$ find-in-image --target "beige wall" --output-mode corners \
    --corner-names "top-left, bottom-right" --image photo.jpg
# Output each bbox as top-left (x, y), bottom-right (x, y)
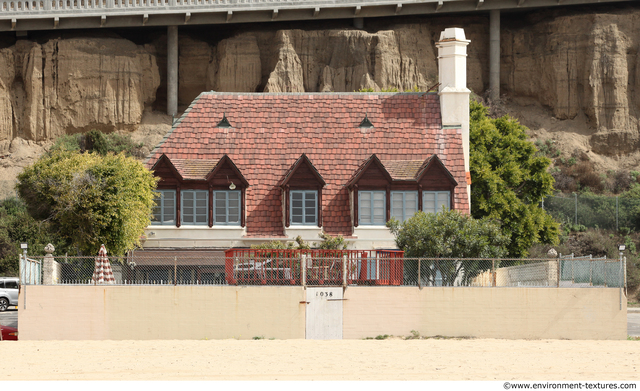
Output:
top-left (18, 285), bottom-right (306, 340)
top-left (18, 286), bottom-right (626, 340)
top-left (343, 287), bottom-right (627, 340)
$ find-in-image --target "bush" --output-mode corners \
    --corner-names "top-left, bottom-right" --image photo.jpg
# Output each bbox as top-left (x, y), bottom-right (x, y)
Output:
top-left (316, 233), bottom-right (347, 250)
top-left (50, 130), bottom-right (144, 158)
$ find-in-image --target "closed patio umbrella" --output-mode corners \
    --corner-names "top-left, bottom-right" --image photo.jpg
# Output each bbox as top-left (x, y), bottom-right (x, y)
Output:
top-left (92, 244), bottom-right (116, 284)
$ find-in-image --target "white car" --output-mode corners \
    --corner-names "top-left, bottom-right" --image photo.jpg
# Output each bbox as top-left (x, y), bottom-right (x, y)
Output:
top-left (0, 277), bottom-right (19, 312)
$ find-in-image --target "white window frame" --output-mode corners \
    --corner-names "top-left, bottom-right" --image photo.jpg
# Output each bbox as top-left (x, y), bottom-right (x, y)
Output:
top-left (181, 190), bottom-right (209, 225)
top-left (151, 190), bottom-right (176, 225)
top-left (423, 191), bottom-right (451, 214)
top-left (358, 190), bottom-right (386, 226)
top-left (390, 191), bottom-right (418, 222)
top-left (213, 190), bottom-right (241, 226)
top-left (290, 190), bottom-right (318, 226)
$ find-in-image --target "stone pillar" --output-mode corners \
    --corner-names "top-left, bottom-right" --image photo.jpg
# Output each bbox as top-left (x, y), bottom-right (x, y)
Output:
top-left (436, 28), bottom-right (471, 211)
top-left (489, 9), bottom-right (500, 102)
top-left (42, 243), bottom-right (60, 285)
top-left (167, 25), bottom-right (179, 117)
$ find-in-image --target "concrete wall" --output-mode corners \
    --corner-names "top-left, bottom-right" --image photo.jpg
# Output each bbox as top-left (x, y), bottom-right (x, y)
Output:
top-left (472, 261), bottom-right (559, 287)
top-left (18, 286), bottom-right (627, 340)
top-left (342, 287), bottom-right (627, 340)
top-left (18, 285), bottom-right (306, 340)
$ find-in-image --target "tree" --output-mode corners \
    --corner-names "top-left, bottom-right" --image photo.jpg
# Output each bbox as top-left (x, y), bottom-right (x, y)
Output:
top-left (387, 210), bottom-right (509, 286)
top-left (16, 150), bottom-right (158, 256)
top-left (470, 100), bottom-right (559, 257)
top-left (0, 197), bottom-right (63, 276)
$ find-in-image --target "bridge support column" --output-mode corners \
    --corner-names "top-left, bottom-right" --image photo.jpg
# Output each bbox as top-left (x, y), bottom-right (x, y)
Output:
top-left (489, 9), bottom-right (500, 103)
top-left (167, 25), bottom-right (178, 117)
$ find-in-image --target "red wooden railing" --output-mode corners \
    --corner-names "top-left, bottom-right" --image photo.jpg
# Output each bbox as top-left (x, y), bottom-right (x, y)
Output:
top-left (224, 248), bottom-right (404, 286)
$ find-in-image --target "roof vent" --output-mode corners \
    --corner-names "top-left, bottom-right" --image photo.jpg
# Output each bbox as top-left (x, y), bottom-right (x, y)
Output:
top-left (217, 113), bottom-right (232, 128)
top-left (359, 114), bottom-right (374, 128)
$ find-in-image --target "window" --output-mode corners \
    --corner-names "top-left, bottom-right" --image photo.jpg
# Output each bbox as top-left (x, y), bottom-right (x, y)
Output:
top-left (391, 191), bottom-right (418, 222)
top-left (181, 190), bottom-right (208, 225)
top-left (423, 191), bottom-right (450, 214)
top-left (290, 190), bottom-right (317, 225)
top-left (359, 191), bottom-right (386, 225)
top-left (214, 190), bottom-right (241, 225)
top-left (152, 190), bottom-right (176, 225)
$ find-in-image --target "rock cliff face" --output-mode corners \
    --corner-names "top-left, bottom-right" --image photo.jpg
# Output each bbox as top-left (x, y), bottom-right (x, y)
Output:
top-left (0, 37), bottom-right (160, 152)
top-left (500, 9), bottom-right (640, 157)
top-left (0, 5), bottom-right (640, 183)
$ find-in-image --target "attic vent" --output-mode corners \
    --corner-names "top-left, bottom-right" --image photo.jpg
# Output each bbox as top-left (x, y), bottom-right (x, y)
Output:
top-left (217, 113), bottom-right (232, 128)
top-left (359, 114), bottom-right (374, 128)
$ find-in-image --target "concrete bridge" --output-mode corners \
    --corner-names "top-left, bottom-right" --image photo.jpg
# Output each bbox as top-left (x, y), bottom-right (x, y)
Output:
top-left (0, 0), bottom-right (634, 114)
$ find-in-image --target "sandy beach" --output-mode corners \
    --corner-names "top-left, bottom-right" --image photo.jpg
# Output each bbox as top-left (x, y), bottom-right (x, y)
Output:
top-left (0, 338), bottom-right (638, 381)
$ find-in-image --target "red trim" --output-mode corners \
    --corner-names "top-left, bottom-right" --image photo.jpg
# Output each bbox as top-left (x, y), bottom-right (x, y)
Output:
top-left (208, 185), bottom-right (213, 228)
top-left (353, 185), bottom-right (359, 228)
top-left (386, 186), bottom-right (391, 222)
top-left (285, 185), bottom-right (290, 228)
top-left (318, 185), bottom-right (323, 228)
top-left (241, 188), bottom-right (246, 228)
top-left (176, 185), bottom-right (181, 228)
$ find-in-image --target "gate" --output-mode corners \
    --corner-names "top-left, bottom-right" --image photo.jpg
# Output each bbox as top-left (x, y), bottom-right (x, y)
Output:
top-left (305, 287), bottom-right (343, 339)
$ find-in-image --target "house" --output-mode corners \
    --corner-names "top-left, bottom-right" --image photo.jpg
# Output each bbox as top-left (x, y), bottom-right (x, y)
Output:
top-left (141, 27), bottom-right (471, 256)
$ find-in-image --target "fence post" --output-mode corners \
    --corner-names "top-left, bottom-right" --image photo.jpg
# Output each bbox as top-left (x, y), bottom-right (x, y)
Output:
top-left (572, 192), bottom-right (577, 225)
top-left (174, 256), bottom-right (177, 286)
top-left (616, 196), bottom-right (619, 231)
top-left (342, 255), bottom-right (347, 288)
top-left (619, 250), bottom-right (623, 310)
top-left (492, 259), bottom-right (496, 287)
top-left (417, 259), bottom-right (421, 289)
top-left (301, 254), bottom-right (306, 287)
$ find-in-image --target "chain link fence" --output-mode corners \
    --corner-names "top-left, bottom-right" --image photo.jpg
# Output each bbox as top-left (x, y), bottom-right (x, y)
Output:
top-left (27, 253), bottom-right (626, 288)
top-left (542, 193), bottom-right (640, 231)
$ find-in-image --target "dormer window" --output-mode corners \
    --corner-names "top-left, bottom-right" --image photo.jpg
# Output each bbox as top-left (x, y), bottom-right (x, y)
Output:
top-left (150, 154), bottom-right (249, 228)
top-left (290, 190), bottom-right (318, 225)
top-left (348, 154), bottom-right (457, 228)
top-left (152, 190), bottom-right (176, 225)
top-left (181, 190), bottom-right (208, 225)
top-left (423, 191), bottom-right (451, 214)
top-left (391, 191), bottom-right (418, 222)
top-left (280, 154), bottom-right (325, 228)
top-left (214, 190), bottom-right (241, 225)
top-left (358, 191), bottom-right (385, 225)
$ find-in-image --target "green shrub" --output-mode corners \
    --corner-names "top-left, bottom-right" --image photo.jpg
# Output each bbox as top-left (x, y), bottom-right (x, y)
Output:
top-left (316, 233), bottom-right (347, 250)
top-left (50, 130), bottom-right (143, 158)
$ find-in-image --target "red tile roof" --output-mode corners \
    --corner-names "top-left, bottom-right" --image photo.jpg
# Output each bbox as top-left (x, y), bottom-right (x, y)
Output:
top-left (148, 92), bottom-right (469, 237)
top-left (169, 159), bottom-right (218, 180)
top-left (381, 160), bottom-right (425, 181)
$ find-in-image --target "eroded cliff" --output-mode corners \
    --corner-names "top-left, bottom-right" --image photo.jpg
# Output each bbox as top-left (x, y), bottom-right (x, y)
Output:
top-left (1, 4), bottom-right (640, 198)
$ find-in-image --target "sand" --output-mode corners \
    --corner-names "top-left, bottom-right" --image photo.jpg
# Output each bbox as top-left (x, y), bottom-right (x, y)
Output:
top-left (0, 338), bottom-right (638, 381)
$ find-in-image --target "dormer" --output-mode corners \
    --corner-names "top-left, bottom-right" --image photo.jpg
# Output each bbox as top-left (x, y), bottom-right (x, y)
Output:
top-left (280, 154), bottom-right (326, 228)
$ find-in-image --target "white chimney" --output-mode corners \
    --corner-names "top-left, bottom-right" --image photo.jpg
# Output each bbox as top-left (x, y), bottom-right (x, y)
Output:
top-left (437, 28), bottom-right (471, 210)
